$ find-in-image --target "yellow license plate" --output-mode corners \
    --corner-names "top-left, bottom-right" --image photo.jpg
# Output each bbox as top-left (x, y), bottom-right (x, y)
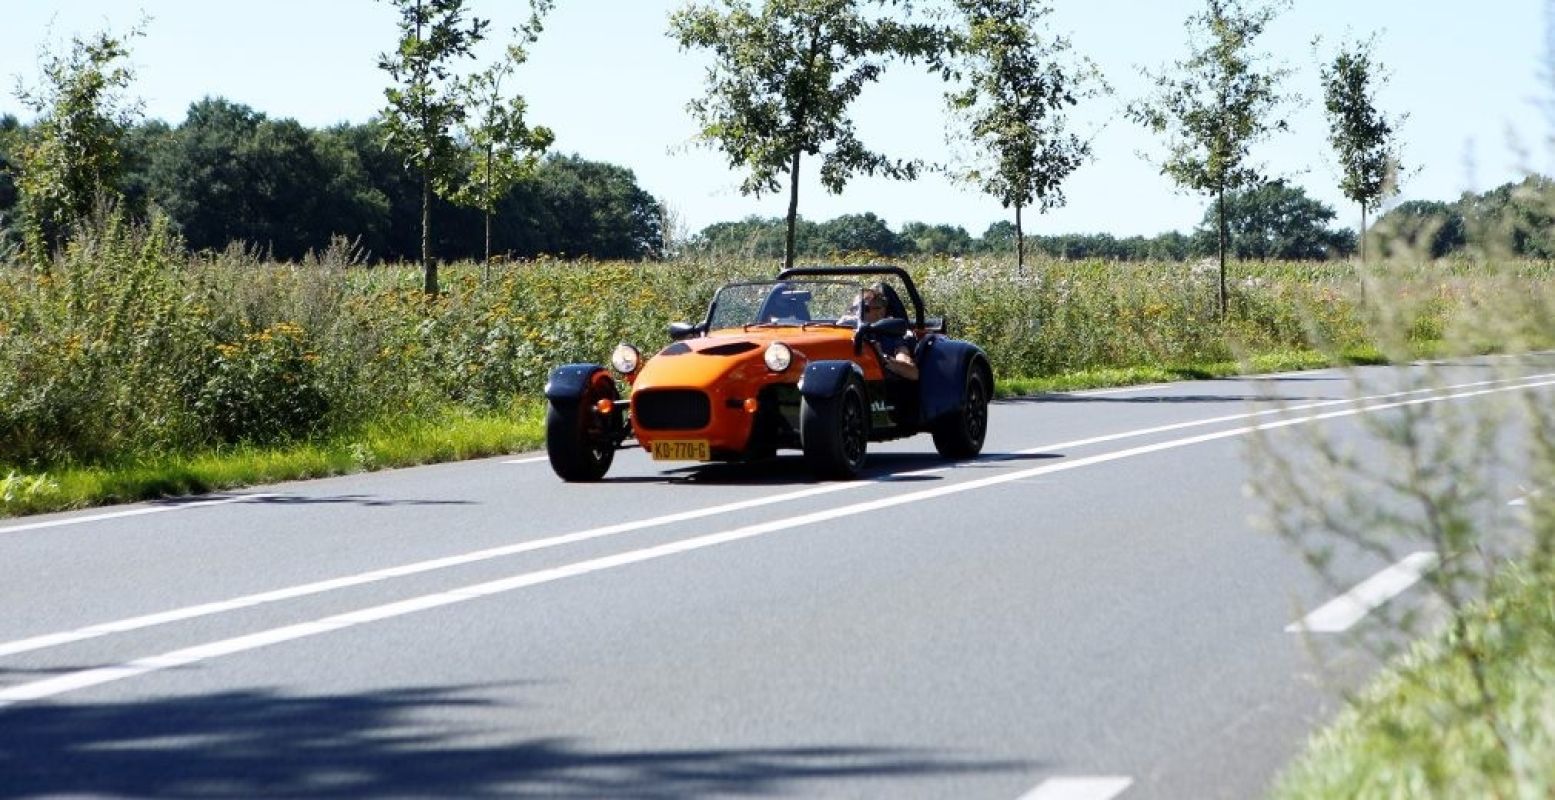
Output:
top-left (650, 439), bottom-right (710, 461)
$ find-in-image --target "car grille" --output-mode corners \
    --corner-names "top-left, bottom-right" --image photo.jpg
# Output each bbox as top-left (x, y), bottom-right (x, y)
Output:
top-left (633, 390), bottom-right (711, 430)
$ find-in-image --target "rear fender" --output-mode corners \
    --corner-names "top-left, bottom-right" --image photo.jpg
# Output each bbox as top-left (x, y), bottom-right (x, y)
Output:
top-left (917, 338), bottom-right (992, 422)
top-left (799, 360), bottom-right (866, 401)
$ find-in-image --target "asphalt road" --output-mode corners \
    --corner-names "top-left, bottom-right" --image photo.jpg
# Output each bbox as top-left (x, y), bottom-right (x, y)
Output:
top-left (2, 356), bottom-right (1550, 799)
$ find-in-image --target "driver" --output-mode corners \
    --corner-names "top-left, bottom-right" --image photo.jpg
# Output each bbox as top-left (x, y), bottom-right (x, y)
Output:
top-left (854, 285), bottom-right (918, 380)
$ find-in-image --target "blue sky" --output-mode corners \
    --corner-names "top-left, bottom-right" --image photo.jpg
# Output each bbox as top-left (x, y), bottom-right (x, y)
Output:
top-left (2, 1), bottom-right (1547, 238)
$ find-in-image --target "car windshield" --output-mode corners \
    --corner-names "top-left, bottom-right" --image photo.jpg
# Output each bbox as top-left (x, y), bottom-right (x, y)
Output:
top-left (706, 280), bottom-right (862, 330)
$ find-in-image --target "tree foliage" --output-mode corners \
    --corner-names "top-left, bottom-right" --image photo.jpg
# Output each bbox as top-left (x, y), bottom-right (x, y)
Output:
top-left (1191, 180), bottom-right (1353, 260)
top-left (378, 0), bottom-right (490, 294)
top-left (946, 0), bottom-right (1100, 274)
top-left (1127, 0), bottom-right (1294, 314)
top-left (1320, 34), bottom-right (1403, 261)
top-left (11, 25), bottom-right (144, 264)
top-left (446, 5), bottom-right (555, 267)
top-left (670, 0), bottom-right (949, 270)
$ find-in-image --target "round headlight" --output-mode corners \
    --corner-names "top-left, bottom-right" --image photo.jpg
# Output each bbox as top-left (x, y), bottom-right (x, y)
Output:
top-left (764, 342), bottom-right (792, 372)
top-left (610, 343), bottom-right (641, 375)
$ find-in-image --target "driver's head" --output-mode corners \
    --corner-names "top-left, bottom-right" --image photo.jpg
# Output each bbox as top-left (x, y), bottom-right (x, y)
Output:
top-left (855, 287), bottom-right (887, 322)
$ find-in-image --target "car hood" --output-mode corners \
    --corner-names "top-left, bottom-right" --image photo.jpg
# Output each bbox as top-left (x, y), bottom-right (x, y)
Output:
top-left (634, 328), bottom-right (858, 390)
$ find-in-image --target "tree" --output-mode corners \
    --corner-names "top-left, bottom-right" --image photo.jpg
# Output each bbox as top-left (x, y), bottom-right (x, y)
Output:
top-left (1320, 34), bottom-right (1404, 263)
top-left (900, 221), bottom-right (974, 256)
top-left (946, 0), bottom-right (1100, 275)
top-left (446, 5), bottom-right (554, 270)
top-left (506, 154), bottom-right (664, 260)
top-left (11, 25), bottom-right (144, 265)
top-left (1190, 180), bottom-right (1352, 260)
top-left (815, 211), bottom-right (902, 256)
top-left (378, 0), bottom-right (489, 294)
top-left (1372, 199), bottom-right (1466, 258)
top-left (670, 0), bottom-right (949, 270)
top-left (1127, 0), bottom-right (1294, 316)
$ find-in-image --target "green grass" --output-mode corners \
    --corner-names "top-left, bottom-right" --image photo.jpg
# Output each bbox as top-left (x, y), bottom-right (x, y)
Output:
top-left (0, 402), bottom-right (546, 518)
top-left (994, 345), bottom-right (1389, 397)
top-left (1270, 562), bottom-right (1555, 797)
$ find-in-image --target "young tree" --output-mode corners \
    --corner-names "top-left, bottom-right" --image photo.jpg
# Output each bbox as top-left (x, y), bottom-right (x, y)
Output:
top-left (446, 5), bottom-right (554, 272)
top-left (378, 0), bottom-right (489, 294)
top-left (946, 0), bottom-right (1101, 276)
top-left (1320, 35), bottom-right (1403, 264)
top-left (1126, 0), bottom-right (1293, 317)
top-left (669, 0), bottom-right (949, 270)
top-left (11, 25), bottom-right (144, 266)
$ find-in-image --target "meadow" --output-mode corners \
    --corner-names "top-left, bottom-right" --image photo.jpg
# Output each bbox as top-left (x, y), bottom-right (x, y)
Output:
top-left (0, 209), bottom-right (1500, 515)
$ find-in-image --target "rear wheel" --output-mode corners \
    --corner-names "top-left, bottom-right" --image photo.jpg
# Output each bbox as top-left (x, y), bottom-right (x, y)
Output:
top-left (932, 368), bottom-right (988, 459)
top-left (546, 384), bottom-right (617, 482)
top-left (801, 378), bottom-right (869, 479)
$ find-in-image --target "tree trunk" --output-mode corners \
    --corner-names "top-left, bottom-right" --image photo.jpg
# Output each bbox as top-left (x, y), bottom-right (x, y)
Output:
top-left (784, 149), bottom-right (801, 272)
top-left (1358, 203), bottom-right (1367, 306)
top-left (1217, 185), bottom-right (1228, 319)
top-left (1015, 204), bottom-right (1025, 277)
top-left (484, 145), bottom-right (494, 274)
top-left (1359, 203), bottom-right (1368, 264)
top-left (422, 171), bottom-right (437, 296)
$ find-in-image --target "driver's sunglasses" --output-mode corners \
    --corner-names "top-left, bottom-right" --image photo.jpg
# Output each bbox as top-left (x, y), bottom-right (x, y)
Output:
top-left (853, 300), bottom-right (884, 313)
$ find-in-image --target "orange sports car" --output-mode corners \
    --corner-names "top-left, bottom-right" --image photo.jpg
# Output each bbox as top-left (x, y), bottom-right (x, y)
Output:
top-left (543, 266), bottom-right (993, 481)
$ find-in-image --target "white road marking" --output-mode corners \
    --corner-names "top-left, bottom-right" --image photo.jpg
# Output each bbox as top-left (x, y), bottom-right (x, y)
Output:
top-left (0, 494), bottom-right (277, 536)
top-left (0, 373), bottom-right (1545, 662)
top-left (502, 456), bottom-right (548, 464)
top-left (1018, 777), bottom-right (1133, 800)
top-left (2, 376), bottom-right (1550, 707)
top-left (1509, 488), bottom-right (1541, 507)
top-left (1286, 552), bottom-right (1441, 634)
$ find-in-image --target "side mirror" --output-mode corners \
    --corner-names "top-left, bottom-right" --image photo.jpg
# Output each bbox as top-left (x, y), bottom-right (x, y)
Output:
top-left (668, 321), bottom-right (702, 340)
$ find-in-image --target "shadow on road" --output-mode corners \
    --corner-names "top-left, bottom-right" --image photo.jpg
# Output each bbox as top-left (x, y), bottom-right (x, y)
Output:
top-left (0, 684), bottom-right (1028, 797)
top-left (1004, 392), bottom-right (1329, 405)
top-left (620, 452), bottom-right (1059, 486)
top-left (246, 494), bottom-right (479, 508)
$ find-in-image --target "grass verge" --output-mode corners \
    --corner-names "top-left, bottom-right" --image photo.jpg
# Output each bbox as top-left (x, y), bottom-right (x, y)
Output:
top-left (0, 402), bottom-right (546, 518)
top-left (1270, 562), bottom-right (1555, 797)
top-left (0, 344), bottom-right (1400, 520)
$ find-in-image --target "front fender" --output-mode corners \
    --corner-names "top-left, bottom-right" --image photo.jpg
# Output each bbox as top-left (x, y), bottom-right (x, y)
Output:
top-left (798, 360), bottom-right (865, 401)
top-left (544, 363), bottom-right (609, 402)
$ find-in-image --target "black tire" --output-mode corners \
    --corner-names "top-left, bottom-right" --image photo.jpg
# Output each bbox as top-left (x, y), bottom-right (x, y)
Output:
top-left (800, 378), bottom-right (869, 479)
top-left (546, 392), bottom-right (616, 482)
top-left (932, 367), bottom-right (988, 459)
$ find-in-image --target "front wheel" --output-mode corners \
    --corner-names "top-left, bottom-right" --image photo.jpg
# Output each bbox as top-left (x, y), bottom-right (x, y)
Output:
top-left (546, 390), bottom-right (617, 482)
top-left (801, 378), bottom-right (869, 479)
top-left (932, 368), bottom-right (988, 459)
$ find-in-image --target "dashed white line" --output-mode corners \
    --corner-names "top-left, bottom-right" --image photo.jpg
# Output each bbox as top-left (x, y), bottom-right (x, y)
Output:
top-left (1286, 551), bottom-right (1440, 634)
top-left (0, 493), bottom-right (277, 535)
top-left (1018, 776), bottom-right (1133, 800)
top-left (2, 376), bottom-right (1550, 706)
top-left (502, 456), bottom-right (548, 464)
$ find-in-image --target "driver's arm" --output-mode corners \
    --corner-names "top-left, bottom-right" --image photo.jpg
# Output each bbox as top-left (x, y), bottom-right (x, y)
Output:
top-left (883, 344), bottom-right (918, 380)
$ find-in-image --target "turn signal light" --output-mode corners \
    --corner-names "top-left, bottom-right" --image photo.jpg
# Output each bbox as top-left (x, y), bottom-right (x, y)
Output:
top-left (595, 398), bottom-right (614, 414)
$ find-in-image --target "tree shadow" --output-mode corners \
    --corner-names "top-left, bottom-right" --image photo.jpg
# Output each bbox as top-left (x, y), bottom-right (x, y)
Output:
top-left (0, 684), bottom-right (1029, 798)
top-left (248, 494), bottom-right (478, 508)
top-left (1005, 392), bottom-right (1328, 405)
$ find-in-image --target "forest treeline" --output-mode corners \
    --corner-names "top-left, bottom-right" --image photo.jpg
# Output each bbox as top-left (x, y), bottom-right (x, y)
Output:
top-left (1, 102), bottom-right (1551, 265)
